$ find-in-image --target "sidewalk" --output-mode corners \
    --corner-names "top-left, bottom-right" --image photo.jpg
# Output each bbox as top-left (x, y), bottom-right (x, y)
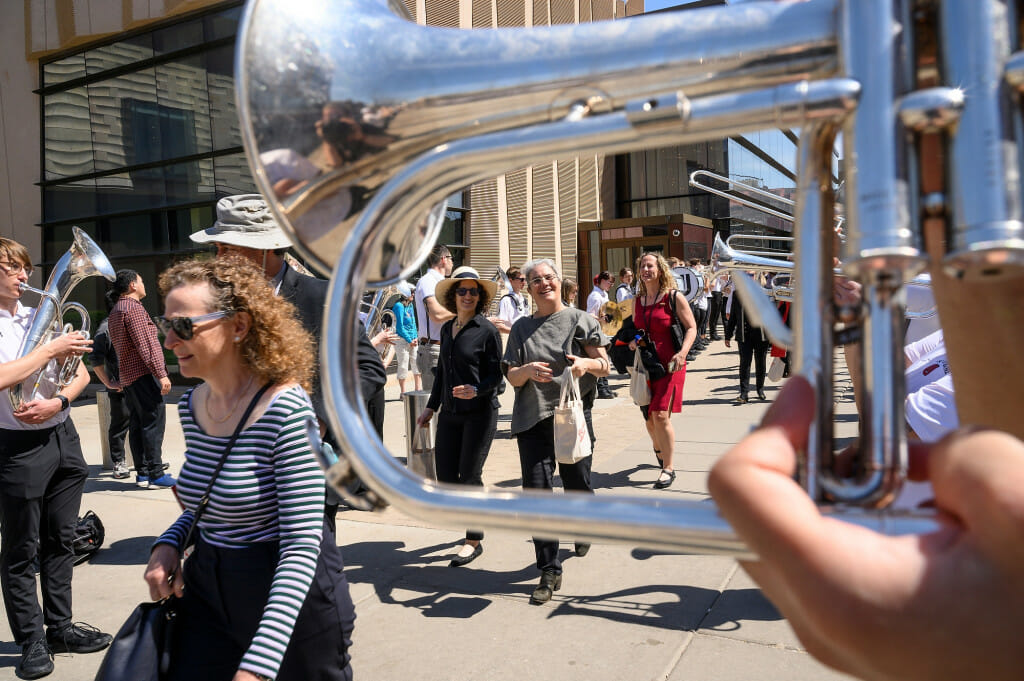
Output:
top-left (0, 339), bottom-right (857, 681)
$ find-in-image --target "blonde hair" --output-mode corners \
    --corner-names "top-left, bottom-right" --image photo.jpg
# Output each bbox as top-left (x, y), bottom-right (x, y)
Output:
top-left (159, 256), bottom-right (313, 392)
top-left (638, 252), bottom-right (678, 294)
top-left (0, 238), bottom-right (31, 270)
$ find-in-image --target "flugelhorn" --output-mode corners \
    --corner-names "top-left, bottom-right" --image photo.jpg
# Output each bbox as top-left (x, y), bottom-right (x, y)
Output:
top-left (9, 227), bottom-right (116, 411)
top-left (237, 0), bottom-right (1024, 555)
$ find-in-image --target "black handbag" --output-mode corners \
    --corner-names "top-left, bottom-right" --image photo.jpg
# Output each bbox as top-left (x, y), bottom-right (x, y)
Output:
top-left (667, 290), bottom-right (687, 354)
top-left (93, 384), bottom-right (272, 681)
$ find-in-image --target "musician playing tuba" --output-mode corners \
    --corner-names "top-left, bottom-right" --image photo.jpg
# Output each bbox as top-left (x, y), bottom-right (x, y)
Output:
top-left (0, 237), bottom-right (112, 680)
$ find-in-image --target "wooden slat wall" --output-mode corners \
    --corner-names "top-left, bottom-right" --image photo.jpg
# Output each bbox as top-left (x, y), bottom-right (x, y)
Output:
top-left (506, 168), bottom-right (530, 269)
top-left (532, 162), bottom-right (557, 260)
top-left (558, 159), bottom-right (578, 277)
top-left (470, 177), bottom-right (502, 274)
top-left (426, 0), bottom-right (461, 27)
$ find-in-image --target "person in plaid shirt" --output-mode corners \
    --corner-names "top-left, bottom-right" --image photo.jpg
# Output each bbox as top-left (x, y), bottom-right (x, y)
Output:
top-left (107, 270), bottom-right (174, 489)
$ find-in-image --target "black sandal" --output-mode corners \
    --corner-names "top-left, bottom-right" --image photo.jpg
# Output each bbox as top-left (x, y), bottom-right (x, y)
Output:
top-left (654, 449), bottom-right (663, 468)
top-left (654, 468), bottom-right (676, 489)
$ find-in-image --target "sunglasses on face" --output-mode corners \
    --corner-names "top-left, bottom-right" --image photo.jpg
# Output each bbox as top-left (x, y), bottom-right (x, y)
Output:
top-left (512, 276), bottom-right (526, 282)
top-left (153, 310), bottom-right (233, 340)
top-left (455, 287), bottom-right (479, 297)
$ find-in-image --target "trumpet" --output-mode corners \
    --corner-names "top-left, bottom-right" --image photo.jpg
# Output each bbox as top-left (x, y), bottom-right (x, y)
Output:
top-left (9, 227), bottom-right (116, 411)
top-left (238, 0), bottom-right (1024, 554)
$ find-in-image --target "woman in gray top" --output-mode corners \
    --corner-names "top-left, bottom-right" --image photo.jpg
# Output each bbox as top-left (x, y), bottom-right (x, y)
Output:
top-left (502, 259), bottom-right (611, 605)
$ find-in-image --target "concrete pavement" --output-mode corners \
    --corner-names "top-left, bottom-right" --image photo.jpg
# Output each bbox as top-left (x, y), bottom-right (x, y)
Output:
top-left (0, 338), bottom-right (858, 681)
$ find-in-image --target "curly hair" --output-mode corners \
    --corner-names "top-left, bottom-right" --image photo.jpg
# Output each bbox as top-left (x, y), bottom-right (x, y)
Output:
top-left (442, 280), bottom-right (491, 314)
top-left (637, 252), bottom-right (678, 294)
top-left (158, 256), bottom-right (313, 392)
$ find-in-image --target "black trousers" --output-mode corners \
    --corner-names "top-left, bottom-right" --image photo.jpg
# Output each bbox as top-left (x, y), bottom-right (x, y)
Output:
top-left (0, 421), bottom-right (87, 645)
top-left (737, 340), bottom-right (770, 395)
top-left (695, 305), bottom-right (708, 337)
top-left (516, 412), bottom-right (595, 574)
top-left (708, 291), bottom-right (725, 336)
top-left (122, 375), bottom-right (166, 478)
top-left (435, 404), bottom-right (498, 541)
top-left (170, 524), bottom-right (355, 681)
top-left (106, 389), bottom-right (130, 466)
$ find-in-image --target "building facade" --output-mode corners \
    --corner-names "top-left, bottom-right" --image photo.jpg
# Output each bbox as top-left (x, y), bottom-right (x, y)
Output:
top-left (2, 0), bottom-right (803, 327)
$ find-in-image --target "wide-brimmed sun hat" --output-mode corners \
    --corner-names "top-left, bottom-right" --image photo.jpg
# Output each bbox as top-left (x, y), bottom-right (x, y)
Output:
top-left (189, 194), bottom-right (292, 250)
top-left (434, 266), bottom-right (498, 313)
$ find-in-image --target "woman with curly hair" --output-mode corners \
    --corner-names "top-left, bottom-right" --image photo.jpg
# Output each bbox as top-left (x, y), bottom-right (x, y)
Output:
top-left (142, 256), bottom-right (355, 681)
top-left (416, 266), bottom-right (503, 567)
top-left (632, 252), bottom-right (697, 489)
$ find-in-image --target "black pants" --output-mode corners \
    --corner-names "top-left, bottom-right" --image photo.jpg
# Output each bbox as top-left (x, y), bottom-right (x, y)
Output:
top-left (106, 389), bottom-right (130, 466)
top-left (708, 291), bottom-right (724, 336)
top-left (435, 404), bottom-right (497, 541)
top-left (695, 305), bottom-right (708, 338)
top-left (737, 340), bottom-right (770, 395)
top-left (170, 524), bottom-right (355, 681)
top-left (0, 421), bottom-right (87, 645)
top-left (122, 375), bottom-right (166, 478)
top-left (516, 413), bottom-right (595, 574)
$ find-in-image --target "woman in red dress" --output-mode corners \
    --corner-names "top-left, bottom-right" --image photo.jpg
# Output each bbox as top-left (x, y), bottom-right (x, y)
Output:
top-left (631, 252), bottom-right (698, 488)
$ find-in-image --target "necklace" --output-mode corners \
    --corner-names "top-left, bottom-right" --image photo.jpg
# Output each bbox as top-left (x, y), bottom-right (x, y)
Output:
top-left (205, 374), bottom-right (256, 424)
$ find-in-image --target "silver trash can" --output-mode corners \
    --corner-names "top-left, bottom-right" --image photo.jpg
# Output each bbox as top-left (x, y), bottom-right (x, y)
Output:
top-left (96, 390), bottom-right (114, 470)
top-left (402, 390), bottom-right (436, 480)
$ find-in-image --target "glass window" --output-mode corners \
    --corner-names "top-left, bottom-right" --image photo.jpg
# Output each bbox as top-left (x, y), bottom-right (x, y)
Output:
top-left (43, 53), bottom-right (87, 88)
top-left (214, 154), bottom-right (255, 197)
top-left (44, 179), bottom-right (98, 224)
top-left (155, 55), bottom-right (213, 155)
top-left (44, 87), bottom-right (94, 180)
top-left (96, 171), bottom-right (161, 215)
top-left (88, 69), bottom-right (158, 173)
top-left (105, 213), bottom-right (166, 255)
top-left (169, 205), bottom-right (215, 251)
top-left (153, 19), bottom-right (204, 55)
top-left (84, 34), bottom-right (154, 76)
top-left (205, 6), bottom-right (243, 41)
top-left (205, 45), bottom-right (240, 150)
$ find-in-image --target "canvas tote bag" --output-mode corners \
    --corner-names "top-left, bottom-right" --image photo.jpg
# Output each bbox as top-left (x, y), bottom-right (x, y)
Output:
top-left (553, 372), bottom-right (592, 464)
top-left (630, 348), bottom-right (652, 406)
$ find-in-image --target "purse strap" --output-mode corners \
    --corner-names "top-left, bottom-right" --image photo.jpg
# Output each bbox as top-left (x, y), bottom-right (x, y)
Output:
top-left (182, 382), bottom-right (274, 550)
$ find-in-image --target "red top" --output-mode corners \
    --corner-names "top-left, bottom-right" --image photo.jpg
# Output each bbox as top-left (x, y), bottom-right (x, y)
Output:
top-left (635, 291), bottom-right (686, 413)
top-left (108, 297), bottom-right (167, 387)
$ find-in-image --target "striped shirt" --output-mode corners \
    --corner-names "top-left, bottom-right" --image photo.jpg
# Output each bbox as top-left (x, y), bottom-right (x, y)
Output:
top-left (156, 385), bottom-right (325, 680)
top-left (107, 296), bottom-right (167, 387)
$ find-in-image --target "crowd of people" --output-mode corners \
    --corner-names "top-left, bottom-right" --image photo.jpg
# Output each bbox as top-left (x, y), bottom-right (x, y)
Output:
top-left (2, 191), bottom-right (1022, 681)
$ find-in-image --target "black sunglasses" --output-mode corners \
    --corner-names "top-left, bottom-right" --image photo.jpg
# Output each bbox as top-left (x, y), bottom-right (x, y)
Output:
top-left (455, 287), bottom-right (480, 297)
top-left (153, 311), bottom-right (233, 340)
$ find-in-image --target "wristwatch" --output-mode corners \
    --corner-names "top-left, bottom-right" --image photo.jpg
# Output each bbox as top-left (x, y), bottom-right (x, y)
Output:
top-left (56, 394), bottom-right (70, 411)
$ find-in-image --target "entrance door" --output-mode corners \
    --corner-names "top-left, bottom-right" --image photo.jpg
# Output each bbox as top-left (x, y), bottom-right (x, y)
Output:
top-left (601, 237), bottom-right (669, 275)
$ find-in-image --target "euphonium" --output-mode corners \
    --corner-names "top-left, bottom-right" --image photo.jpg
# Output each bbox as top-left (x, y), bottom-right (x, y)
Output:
top-left (237, 0), bottom-right (1024, 556)
top-left (9, 227), bottom-right (116, 411)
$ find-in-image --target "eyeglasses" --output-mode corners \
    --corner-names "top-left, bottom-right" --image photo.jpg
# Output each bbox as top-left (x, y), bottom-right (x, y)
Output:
top-left (153, 311), bottom-right (233, 340)
top-left (0, 261), bottom-right (32, 277)
top-left (454, 287), bottom-right (479, 297)
top-left (529, 274), bottom-right (558, 287)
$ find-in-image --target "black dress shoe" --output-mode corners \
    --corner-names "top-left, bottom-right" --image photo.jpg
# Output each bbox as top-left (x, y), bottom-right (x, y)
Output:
top-left (757, 389), bottom-right (767, 401)
top-left (597, 390), bottom-right (615, 399)
top-left (16, 639), bottom-right (53, 680)
top-left (575, 542), bottom-right (590, 557)
top-left (653, 468), bottom-right (676, 489)
top-left (530, 569), bottom-right (562, 604)
top-left (45, 622), bottom-right (112, 654)
top-left (734, 394), bottom-right (749, 404)
top-left (448, 543), bottom-right (483, 567)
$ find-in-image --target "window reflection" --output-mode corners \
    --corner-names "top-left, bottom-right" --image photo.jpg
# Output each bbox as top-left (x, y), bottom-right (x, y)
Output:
top-left (44, 87), bottom-right (94, 180)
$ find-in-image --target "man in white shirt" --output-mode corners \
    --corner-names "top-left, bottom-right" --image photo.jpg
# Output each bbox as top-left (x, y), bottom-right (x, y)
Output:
top-left (414, 245), bottom-right (455, 390)
top-left (493, 266), bottom-right (529, 334)
top-left (0, 237), bottom-right (112, 679)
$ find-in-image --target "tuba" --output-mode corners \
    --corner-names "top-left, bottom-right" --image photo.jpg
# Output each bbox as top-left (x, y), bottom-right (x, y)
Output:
top-left (237, 0), bottom-right (1024, 555)
top-left (9, 227), bottom-right (116, 411)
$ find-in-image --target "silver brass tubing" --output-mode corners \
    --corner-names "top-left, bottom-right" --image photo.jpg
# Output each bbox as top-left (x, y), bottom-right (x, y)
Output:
top-left (792, 123), bottom-right (840, 502)
top-left (238, 0), bottom-right (840, 281)
top-left (938, 0), bottom-right (1024, 278)
top-left (821, 273), bottom-right (908, 506)
top-left (838, 0), bottom-right (923, 271)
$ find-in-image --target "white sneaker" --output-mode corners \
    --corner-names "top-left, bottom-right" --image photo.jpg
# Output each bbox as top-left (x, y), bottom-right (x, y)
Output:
top-left (113, 463), bottom-right (130, 479)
